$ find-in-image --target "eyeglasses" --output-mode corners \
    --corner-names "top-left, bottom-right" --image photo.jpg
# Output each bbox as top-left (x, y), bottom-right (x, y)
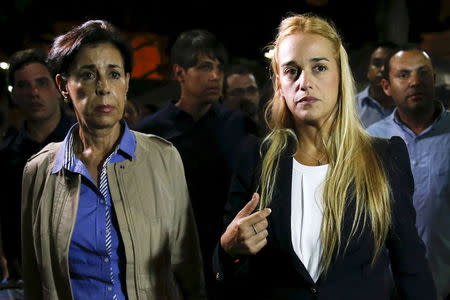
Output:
top-left (227, 86), bottom-right (258, 97)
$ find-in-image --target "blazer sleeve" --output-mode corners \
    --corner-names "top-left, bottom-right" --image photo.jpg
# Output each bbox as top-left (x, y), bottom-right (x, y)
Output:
top-left (212, 135), bottom-right (261, 284)
top-left (168, 145), bottom-right (207, 300)
top-left (21, 161), bottom-right (44, 300)
top-left (385, 136), bottom-right (437, 299)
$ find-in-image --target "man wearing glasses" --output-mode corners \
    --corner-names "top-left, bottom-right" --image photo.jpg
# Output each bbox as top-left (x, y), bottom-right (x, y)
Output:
top-left (222, 64), bottom-right (261, 125)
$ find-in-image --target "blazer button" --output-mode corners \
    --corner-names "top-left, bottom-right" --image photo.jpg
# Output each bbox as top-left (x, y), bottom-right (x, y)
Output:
top-left (310, 286), bottom-right (317, 293)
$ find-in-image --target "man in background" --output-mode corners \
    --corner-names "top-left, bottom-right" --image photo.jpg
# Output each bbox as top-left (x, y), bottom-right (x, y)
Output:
top-left (136, 30), bottom-right (256, 299)
top-left (0, 48), bottom-right (74, 285)
top-left (367, 46), bottom-right (450, 300)
top-left (357, 42), bottom-right (397, 127)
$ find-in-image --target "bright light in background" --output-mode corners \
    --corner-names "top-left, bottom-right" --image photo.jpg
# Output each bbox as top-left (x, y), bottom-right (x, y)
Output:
top-left (8, 86), bottom-right (12, 92)
top-left (264, 49), bottom-right (274, 59)
top-left (0, 62), bottom-right (9, 70)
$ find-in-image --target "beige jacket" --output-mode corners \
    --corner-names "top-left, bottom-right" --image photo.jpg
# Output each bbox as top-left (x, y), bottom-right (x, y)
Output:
top-left (21, 131), bottom-right (206, 300)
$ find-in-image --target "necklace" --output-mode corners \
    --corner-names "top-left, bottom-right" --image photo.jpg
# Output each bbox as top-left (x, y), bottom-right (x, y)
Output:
top-left (301, 149), bottom-right (326, 166)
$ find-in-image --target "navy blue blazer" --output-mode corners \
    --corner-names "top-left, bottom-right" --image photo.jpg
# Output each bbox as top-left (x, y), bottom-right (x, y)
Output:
top-left (213, 135), bottom-right (436, 300)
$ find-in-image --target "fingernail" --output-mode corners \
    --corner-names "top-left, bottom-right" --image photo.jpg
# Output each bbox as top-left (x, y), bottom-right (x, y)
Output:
top-left (266, 208), bottom-right (272, 214)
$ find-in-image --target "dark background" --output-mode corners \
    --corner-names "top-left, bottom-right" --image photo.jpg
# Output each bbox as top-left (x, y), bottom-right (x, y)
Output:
top-left (1, 0), bottom-right (447, 58)
top-left (0, 0), bottom-right (449, 103)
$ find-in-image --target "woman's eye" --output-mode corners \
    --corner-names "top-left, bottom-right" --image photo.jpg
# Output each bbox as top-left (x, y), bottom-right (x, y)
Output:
top-left (284, 67), bottom-right (299, 79)
top-left (80, 72), bottom-right (95, 80)
top-left (314, 64), bottom-right (327, 72)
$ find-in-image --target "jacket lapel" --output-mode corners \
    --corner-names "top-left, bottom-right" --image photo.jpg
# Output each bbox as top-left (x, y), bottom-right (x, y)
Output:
top-left (269, 138), bottom-right (315, 284)
top-left (53, 170), bottom-right (81, 275)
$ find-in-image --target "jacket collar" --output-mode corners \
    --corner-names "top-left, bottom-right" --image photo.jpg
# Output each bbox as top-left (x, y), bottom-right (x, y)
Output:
top-left (52, 120), bottom-right (136, 174)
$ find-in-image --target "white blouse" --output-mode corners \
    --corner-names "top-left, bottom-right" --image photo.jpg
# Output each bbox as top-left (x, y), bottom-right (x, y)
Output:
top-left (291, 158), bottom-right (328, 282)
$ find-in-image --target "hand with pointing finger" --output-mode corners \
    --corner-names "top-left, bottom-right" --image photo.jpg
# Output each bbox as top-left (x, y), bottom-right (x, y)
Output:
top-left (220, 193), bottom-right (272, 257)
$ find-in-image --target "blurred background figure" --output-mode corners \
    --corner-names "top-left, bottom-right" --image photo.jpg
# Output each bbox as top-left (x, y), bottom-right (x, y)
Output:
top-left (0, 48), bottom-right (74, 290)
top-left (136, 29), bottom-right (256, 300)
top-left (356, 41), bottom-right (397, 128)
top-left (0, 68), bottom-right (10, 287)
top-left (0, 68), bottom-right (26, 143)
top-left (123, 99), bottom-right (141, 128)
top-left (0, 70), bottom-right (9, 141)
top-left (222, 64), bottom-right (260, 122)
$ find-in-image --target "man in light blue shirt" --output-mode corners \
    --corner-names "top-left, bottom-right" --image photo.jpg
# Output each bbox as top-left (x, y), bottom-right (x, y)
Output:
top-left (357, 42), bottom-right (397, 128)
top-left (367, 45), bottom-right (450, 300)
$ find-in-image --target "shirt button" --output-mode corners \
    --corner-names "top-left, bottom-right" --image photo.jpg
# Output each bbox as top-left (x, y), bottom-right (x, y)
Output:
top-left (107, 286), bottom-right (113, 291)
top-left (104, 257), bottom-right (109, 263)
top-left (310, 286), bottom-right (317, 293)
top-left (100, 199), bottom-right (105, 204)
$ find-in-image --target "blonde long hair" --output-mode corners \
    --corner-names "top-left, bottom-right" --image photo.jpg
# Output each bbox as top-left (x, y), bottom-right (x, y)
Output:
top-left (259, 13), bottom-right (391, 273)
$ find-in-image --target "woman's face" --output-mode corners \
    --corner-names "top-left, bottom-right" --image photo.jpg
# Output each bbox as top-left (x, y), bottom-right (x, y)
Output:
top-left (277, 32), bottom-right (340, 127)
top-left (63, 42), bottom-right (129, 130)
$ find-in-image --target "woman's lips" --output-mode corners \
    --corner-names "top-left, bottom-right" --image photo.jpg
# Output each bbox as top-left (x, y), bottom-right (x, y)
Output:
top-left (96, 105), bottom-right (116, 113)
top-left (295, 96), bottom-right (319, 104)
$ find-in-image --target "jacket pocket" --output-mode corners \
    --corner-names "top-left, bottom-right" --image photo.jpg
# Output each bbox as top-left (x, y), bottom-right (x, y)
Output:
top-left (135, 217), bottom-right (171, 290)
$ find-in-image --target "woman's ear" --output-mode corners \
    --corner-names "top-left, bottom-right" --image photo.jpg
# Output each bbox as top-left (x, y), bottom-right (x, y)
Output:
top-left (55, 74), bottom-right (69, 99)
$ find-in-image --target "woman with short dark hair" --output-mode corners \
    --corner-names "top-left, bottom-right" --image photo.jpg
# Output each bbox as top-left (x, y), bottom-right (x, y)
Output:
top-left (22, 19), bottom-right (206, 300)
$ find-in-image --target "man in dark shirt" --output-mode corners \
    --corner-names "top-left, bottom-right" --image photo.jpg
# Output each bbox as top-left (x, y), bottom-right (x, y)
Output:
top-left (222, 64), bottom-right (260, 123)
top-left (135, 30), bottom-right (255, 299)
top-left (0, 48), bottom-right (75, 283)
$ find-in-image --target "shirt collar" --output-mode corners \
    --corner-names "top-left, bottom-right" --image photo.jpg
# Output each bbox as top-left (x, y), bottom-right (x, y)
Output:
top-left (358, 86), bottom-right (370, 101)
top-left (117, 121), bottom-right (137, 159)
top-left (392, 101), bottom-right (446, 134)
top-left (359, 86), bottom-right (383, 108)
top-left (52, 121), bottom-right (136, 174)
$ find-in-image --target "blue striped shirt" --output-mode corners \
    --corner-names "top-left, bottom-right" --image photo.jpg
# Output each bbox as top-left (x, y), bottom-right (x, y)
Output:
top-left (52, 122), bottom-right (136, 300)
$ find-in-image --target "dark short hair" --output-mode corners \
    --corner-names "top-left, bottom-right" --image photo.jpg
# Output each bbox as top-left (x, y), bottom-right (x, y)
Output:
top-left (370, 41), bottom-right (398, 54)
top-left (223, 64), bottom-right (255, 93)
top-left (170, 29), bottom-right (228, 69)
top-left (47, 19), bottom-right (133, 77)
top-left (383, 44), bottom-right (429, 80)
top-left (8, 48), bottom-right (49, 86)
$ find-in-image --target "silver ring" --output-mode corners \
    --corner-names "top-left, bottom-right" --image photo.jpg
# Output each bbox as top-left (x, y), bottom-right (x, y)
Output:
top-left (251, 224), bottom-right (258, 235)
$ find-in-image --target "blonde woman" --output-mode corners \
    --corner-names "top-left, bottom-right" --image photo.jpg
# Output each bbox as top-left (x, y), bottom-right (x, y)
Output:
top-left (213, 13), bottom-right (436, 300)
